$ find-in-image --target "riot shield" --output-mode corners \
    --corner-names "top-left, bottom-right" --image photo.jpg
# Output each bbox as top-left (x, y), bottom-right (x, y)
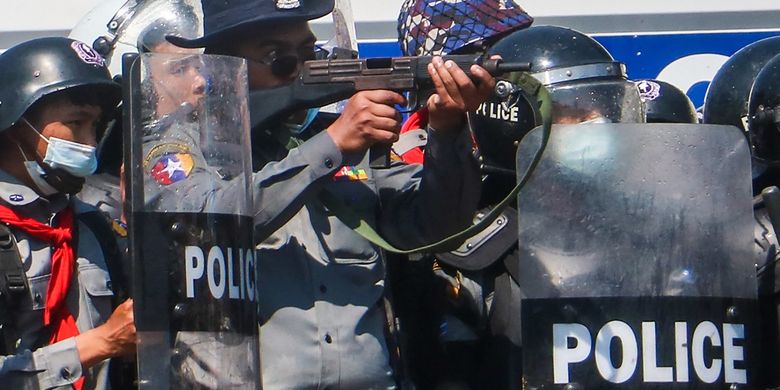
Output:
top-left (515, 124), bottom-right (758, 388)
top-left (123, 53), bottom-right (259, 389)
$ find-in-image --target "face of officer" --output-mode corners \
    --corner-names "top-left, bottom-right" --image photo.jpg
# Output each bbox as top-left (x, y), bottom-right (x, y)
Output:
top-left (0, 89), bottom-right (105, 195)
top-left (208, 21), bottom-right (317, 90)
top-left (24, 97), bottom-right (102, 153)
top-left (148, 41), bottom-right (207, 117)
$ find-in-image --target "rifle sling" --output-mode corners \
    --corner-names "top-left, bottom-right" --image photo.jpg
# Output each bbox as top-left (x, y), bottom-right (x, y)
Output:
top-left (318, 73), bottom-right (552, 254)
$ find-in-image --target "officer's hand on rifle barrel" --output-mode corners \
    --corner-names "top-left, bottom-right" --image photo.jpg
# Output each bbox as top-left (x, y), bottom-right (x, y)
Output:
top-left (326, 90), bottom-right (406, 155)
top-left (427, 55), bottom-right (498, 132)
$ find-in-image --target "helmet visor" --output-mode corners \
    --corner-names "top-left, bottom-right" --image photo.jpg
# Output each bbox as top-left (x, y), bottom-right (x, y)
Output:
top-left (113, 0), bottom-right (203, 60)
top-left (549, 79), bottom-right (645, 124)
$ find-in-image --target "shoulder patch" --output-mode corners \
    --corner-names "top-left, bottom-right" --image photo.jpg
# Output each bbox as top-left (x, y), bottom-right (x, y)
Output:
top-left (151, 152), bottom-right (194, 185)
top-left (144, 143), bottom-right (191, 169)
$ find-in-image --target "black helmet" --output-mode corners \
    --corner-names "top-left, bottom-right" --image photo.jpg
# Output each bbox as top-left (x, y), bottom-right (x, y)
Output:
top-left (702, 36), bottom-right (780, 130)
top-left (635, 79), bottom-right (698, 123)
top-left (748, 53), bottom-right (780, 165)
top-left (469, 25), bottom-right (643, 172)
top-left (0, 37), bottom-right (120, 132)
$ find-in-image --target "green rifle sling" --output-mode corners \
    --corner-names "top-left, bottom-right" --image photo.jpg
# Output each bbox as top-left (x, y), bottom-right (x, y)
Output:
top-left (298, 72), bottom-right (552, 254)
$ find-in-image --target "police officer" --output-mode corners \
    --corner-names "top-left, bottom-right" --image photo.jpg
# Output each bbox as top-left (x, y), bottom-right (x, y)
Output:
top-left (746, 54), bottom-right (780, 386)
top-left (394, 1), bottom-right (532, 388)
top-left (703, 39), bottom-right (780, 386)
top-left (136, 17), bottom-right (247, 212)
top-left (635, 79), bottom-right (698, 124)
top-left (475, 26), bottom-right (643, 390)
top-left (76, 3), bottom-right (262, 387)
top-left (69, 0), bottom-right (206, 220)
top-left (0, 37), bottom-right (136, 390)
top-left (396, 23), bottom-right (644, 389)
top-left (164, 0), bottom-right (493, 388)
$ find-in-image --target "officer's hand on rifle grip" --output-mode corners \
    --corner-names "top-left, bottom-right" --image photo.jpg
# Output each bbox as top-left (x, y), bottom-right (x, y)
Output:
top-left (326, 90), bottom-right (405, 155)
top-left (427, 55), bottom-right (497, 132)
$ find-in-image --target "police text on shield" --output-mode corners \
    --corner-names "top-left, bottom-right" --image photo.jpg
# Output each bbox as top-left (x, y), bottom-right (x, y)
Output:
top-left (184, 246), bottom-right (256, 301)
top-left (553, 321), bottom-right (746, 384)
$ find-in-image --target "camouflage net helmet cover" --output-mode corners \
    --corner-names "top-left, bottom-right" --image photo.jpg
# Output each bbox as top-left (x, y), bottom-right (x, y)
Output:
top-left (398, 0), bottom-right (533, 56)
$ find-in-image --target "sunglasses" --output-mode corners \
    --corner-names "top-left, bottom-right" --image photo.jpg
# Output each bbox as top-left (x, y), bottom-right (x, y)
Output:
top-left (250, 45), bottom-right (326, 78)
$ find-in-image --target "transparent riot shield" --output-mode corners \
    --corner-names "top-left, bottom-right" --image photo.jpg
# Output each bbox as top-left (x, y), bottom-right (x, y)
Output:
top-left (123, 53), bottom-right (259, 389)
top-left (514, 124), bottom-right (758, 388)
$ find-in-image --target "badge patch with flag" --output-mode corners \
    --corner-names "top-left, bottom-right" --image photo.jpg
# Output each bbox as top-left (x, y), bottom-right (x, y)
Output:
top-left (333, 165), bottom-right (368, 181)
top-left (151, 153), bottom-right (194, 185)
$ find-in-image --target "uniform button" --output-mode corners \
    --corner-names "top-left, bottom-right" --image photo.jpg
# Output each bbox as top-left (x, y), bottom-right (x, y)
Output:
top-left (324, 158), bottom-right (334, 169)
top-left (60, 367), bottom-right (71, 379)
top-left (324, 334), bottom-right (333, 344)
top-left (106, 280), bottom-right (113, 290)
top-left (319, 285), bottom-right (327, 293)
top-left (33, 293), bottom-right (41, 304)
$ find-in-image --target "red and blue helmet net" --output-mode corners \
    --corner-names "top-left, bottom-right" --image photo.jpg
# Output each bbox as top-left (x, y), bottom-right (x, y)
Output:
top-left (398, 0), bottom-right (533, 56)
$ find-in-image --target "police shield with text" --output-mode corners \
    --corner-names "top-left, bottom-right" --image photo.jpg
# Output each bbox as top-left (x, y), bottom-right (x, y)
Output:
top-left (748, 53), bottom-right (780, 388)
top-left (513, 121), bottom-right (759, 387)
top-left (702, 37), bottom-right (780, 387)
top-left (123, 51), bottom-right (259, 388)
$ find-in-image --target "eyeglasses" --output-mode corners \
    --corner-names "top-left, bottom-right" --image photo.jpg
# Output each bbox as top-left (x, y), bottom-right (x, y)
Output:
top-left (250, 46), bottom-right (323, 78)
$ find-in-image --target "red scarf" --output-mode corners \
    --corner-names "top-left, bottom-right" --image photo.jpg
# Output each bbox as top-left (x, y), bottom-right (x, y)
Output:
top-left (399, 108), bottom-right (429, 164)
top-left (0, 205), bottom-right (84, 389)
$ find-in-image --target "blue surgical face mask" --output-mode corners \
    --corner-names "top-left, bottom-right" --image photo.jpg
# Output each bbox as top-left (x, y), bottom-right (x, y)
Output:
top-left (12, 139), bottom-right (60, 196)
top-left (285, 107), bottom-right (320, 134)
top-left (22, 117), bottom-right (98, 177)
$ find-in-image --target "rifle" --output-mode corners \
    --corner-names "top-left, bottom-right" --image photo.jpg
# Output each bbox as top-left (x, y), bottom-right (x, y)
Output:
top-left (248, 54), bottom-right (531, 167)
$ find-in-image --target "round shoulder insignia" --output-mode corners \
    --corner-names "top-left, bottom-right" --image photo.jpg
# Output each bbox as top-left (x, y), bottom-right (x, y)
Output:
top-left (151, 152), bottom-right (195, 185)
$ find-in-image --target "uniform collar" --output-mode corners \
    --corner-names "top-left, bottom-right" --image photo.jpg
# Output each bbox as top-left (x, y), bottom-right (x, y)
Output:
top-left (0, 169), bottom-right (41, 206)
top-left (0, 169), bottom-right (69, 214)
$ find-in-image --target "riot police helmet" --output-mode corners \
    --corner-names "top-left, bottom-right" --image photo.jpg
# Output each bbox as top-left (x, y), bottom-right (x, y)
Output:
top-left (635, 79), bottom-right (698, 124)
top-left (469, 25), bottom-right (644, 172)
top-left (747, 53), bottom-right (780, 165)
top-left (702, 36), bottom-right (780, 130)
top-left (69, 0), bottom-right (204, 77)
top-left (0, 37), bottom-right (120, 132)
